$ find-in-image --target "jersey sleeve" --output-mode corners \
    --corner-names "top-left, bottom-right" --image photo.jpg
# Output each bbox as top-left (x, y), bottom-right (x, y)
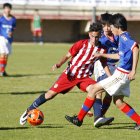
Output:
top-left (69, 40), bottom-right (83, 57)
top-left (10, 17), bottom-right (16, 32)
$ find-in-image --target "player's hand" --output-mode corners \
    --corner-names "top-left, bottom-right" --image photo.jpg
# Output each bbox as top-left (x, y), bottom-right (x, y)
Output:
top-left (52, 64), bottom-right (61, 71)
top-left (127, 70), bottom-right (135, 81)
top-left (8, 32), bottom-right (13, 38)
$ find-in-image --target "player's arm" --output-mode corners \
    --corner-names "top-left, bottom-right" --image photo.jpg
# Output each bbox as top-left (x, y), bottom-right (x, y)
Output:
top-left (8, 17), bottom-right (16, 37)
top-left (31, 19), bottom-right (34, 32)
top-left (52, 40), bottom-right (82, 71)
top-left (128, 46), bottom-right (139, 80)
top-left (52, 52), bottom-right (71, 71)
top-left (95, 53), bottom-right (120, 60)
top-left (100, 58), bottom-right (112, 77)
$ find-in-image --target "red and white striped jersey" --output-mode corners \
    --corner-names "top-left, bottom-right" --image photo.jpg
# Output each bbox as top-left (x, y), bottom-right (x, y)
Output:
top-left (65, 39), bottom-right (107, 78)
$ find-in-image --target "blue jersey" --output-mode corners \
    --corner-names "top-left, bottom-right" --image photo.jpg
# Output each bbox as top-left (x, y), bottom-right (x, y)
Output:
top-left (118, 32), bottom-right (138, 72)
top-left (99, 34), bottom-right (119, 65)
top-left (0, 15), bottom-right (16, 44)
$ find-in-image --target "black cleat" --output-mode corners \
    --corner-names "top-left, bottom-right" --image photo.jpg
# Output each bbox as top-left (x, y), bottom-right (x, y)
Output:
top-left (3, 71), bottom-right (9, 76)
top-left (94, 117), bottom-right (114, 128)
top-left (134, 124), bottom-right (140, 130)
top-left (65, 115), bottom-right (83, 127)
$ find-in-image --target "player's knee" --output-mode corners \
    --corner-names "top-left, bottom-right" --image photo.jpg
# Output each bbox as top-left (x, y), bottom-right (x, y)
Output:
top-left (96, 92), bottom-right (102, 99)
top-left (113, 97), bottom-right (124, 108)
top-left (45, 90), bottom-right (57, 99)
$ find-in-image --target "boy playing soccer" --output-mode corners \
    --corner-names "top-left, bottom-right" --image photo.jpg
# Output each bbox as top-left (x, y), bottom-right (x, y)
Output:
top-left (20, 23), bottom-right (111, 125)
top-left (92, 13), bottom-right (119, 127)
top-left (65, 13), bottom-right (140, 130)
top-left (0, 3), bottom-right (16, 76)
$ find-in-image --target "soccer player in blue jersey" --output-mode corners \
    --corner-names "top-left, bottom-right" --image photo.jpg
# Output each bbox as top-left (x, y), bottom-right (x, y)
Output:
top-left (0, 3), bottom-right (16, 76)
top-left (65, 13), bottom-right (140, 130)
top-left (92, 13), bottom-right (119, 127)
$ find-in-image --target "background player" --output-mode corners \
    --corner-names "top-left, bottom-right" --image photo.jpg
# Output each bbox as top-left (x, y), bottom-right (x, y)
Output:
top-left (20, 23), bottom-right (111, 125)
top-left (31, 9), bottom-right (43, 45)
top-left (92, 13), bottom-right (119, 128)
top-left (65, 13), bottom-right (140, 130)
top-left (0, 3), bottom-right (16, 77)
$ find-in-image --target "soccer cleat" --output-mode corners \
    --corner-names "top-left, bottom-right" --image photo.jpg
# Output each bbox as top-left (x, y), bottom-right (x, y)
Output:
top-left (94, 117), bottom-right (114, 128)
top-left (20, 110), bottom-right (28, 125)
top-left (3, 71), bottom-right (9, 76)
top-left (134, 124), bottom-right (140, 130)
top-left (65, 115), bottom-right (83, 127)
top-left (86, 111), bottom-right (93, 117)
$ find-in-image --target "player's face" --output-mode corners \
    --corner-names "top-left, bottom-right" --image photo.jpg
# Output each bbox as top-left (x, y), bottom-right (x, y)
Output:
top-left (3, 7), bottom-right (11, 16)
top-left (89, 31), bottom-right (100, 46)
top-left (102, 24), bottom-right (112, 35)
top-left (110, 25), bottom-right (119, 36)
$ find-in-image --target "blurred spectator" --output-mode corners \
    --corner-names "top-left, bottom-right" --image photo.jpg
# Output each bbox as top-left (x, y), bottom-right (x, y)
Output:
top-left (31, 9), bottom-right (43, 45)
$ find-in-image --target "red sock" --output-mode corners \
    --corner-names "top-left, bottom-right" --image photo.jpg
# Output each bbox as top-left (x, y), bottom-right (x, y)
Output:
top-left (0, 58), bottom-right (7, 74)
top-left (78, 96), bottom-right (95, 121)
top-left (119, 103), bottom-right (140, 125)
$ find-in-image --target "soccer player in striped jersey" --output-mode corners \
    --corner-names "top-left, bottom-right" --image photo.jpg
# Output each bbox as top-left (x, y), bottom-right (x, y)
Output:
top-left (20, 23), bottom-right (112, 125)
top-left (31, 9), bottom-right (43, 45)
top-left (92, 13), bottom-right (119, 128)
top-left (65, 13), bottom-right (140, 130)
top-left (0, 3), bottom-right (16, 77)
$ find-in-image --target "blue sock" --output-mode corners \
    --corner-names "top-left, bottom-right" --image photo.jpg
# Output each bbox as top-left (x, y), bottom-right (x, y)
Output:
top-left (101, 95), bottom-right (112, 116)
top-left (33, 36), bottom-right (37, 43)
top-left (39, 36), bottom-right (43, 43)
top-left (93, 99), bottom-right (102, 120)
top-left (28, 93), bottom-right (47, 110)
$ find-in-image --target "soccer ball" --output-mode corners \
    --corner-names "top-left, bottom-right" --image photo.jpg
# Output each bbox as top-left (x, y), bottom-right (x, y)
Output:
top-left (27, 109), bottom-right (44, 126)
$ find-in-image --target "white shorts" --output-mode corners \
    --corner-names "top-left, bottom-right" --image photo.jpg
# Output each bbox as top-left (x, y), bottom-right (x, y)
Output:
top-left (0, 36), bottom-right (12, 55)
top-left (99, 69), bottom-right (130, 97)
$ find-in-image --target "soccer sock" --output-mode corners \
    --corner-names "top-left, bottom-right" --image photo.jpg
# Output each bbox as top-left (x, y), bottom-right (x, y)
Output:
top-left (78, 96), bottom-right (95, 121)
top-left (28, 93), bottom-right (47, 111)
top-left (101, 95), bottom-right (112, 116)
top-left (119, 102), bottom-right (140, 125)
top-left (0, 57), bottom-right (7, 75)
top-left (93, 98), bottom-right (102, 120)
top-left (39, 36), bottom-right (43, 43)
top-left (33, 36), bottom-right (37, 43)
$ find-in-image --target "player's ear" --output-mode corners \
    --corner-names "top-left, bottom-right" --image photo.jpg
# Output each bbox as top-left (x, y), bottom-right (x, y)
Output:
top-left (88, 32), bottom-right (91, 38)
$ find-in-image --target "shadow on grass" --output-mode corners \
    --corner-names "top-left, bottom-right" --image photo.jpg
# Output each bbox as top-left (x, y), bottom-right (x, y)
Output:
top-left (100, 122), bottom-right (135, 130)
top-left (0, 91), bottom-right (46, 95)
top-left (37, 125), bottom-right (64, 129)
top-left (0, 127), bottom-right (29, 130)
top-left (84, 122), bottom-right (135, 130)
top-left (0, 124), bottom-right (64, 131)
top-left (4, 73), bottom-right (60, 78)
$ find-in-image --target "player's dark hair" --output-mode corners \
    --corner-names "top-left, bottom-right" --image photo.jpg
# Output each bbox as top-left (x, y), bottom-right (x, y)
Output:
top-left (100, 12), bottom-right (112, 25)
top-left (3, 3), bottom-right (12, 9)
top-left (88, 23), bottom-right (102, 33)
top-left (110, 13), bottom-right (127, 31)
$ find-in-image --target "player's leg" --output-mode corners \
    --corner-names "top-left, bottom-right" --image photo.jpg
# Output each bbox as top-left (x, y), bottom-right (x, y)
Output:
top-left (38, 29), bottom-right (43, 45)
top-left (101, 93), bottom-right (112, 116)
top-left (65, 83), bottom-right (104, 126)
top-left (93, 73), bottom-right (114, 127)
top-left (20, 72), bottom-right (75, 125)
top-left (65, 70), bottom-right (120, 126)
top-left (33, 30), bottom-right (37, 43)
top-left (0, 37), bottom-right (10, 76)
top-left (0, 54), bottom-right (7, 76)
top-left (20, 90), bottom-right (58, 125)
top-left (113, 95), bottom-right (140, 130)
top-left (101, 65), bottom-right (116, 116)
